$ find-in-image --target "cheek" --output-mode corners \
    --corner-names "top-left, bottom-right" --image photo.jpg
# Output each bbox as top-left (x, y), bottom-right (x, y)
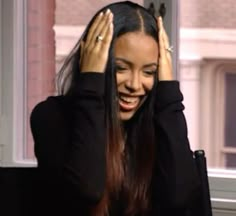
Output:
top-left (116, 74), bottom-right (123, 87)
top-left (144, 77), bottom-right (155, 91)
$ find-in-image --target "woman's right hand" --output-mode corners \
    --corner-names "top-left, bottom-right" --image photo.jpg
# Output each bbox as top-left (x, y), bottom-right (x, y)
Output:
top-left (79, 9), bottom-right (114, 73)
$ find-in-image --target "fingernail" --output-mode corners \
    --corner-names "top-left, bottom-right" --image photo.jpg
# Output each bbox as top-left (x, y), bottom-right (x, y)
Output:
top-left (106, 9), bottom-right (110, 14)
top-left (109, 12), bottom-right (113, 20)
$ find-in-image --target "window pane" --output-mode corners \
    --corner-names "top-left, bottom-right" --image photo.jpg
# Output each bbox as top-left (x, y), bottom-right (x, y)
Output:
top-left (226, 153), bottom-right (236, 168)
top-left (225, 73), bottom-right (236, 148)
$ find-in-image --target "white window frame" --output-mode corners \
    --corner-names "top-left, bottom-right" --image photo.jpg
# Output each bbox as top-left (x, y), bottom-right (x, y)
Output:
top-left (0, 0), bottom-right (36, 167)
top-left (0, 0), bottom-right (2, 132)
top-left (0, 0), bottom-right (3, 161)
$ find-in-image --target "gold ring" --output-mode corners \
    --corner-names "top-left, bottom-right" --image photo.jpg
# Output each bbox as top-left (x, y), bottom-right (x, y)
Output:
top-left (96, 35), bottom-right (103, 42)
top-left (166, 46), bottom-right (173, 53)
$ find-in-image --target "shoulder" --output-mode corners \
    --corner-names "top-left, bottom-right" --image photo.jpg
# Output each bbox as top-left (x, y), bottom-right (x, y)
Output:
top-left (156, 81), bottom-right (182, 96)
top-left (31, 95), bottom-right (64, 114)
top-left (30, 95), bottom-right (68, 125)
top-left (155, 81), bottom-right (184, 112)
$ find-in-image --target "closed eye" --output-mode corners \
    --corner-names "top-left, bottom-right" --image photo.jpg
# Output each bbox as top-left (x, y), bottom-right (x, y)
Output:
top-left (143, 70), bottom-right (157, 76)
top-left (115, 65), bottom-right (128, 72)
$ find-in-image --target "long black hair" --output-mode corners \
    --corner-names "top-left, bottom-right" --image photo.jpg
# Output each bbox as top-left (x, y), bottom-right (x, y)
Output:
top-left (57, 1), bottom-right (159, 215)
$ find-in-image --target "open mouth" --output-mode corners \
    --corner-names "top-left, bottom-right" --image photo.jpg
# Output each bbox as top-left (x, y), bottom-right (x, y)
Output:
top-left (118, 94), bottom-right (140, 111)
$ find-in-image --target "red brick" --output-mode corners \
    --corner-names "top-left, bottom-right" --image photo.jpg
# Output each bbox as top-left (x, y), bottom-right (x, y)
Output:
top-left (180, 0), bottom-right (236, 28)
top-left (26, 0), bottom-right (56, 159)
top-left (27, 46), bottom-right (41, 63)
top-left (55, 0), bottom-right (144, 25)
top-left (27, 62), bottom-right (41, 80)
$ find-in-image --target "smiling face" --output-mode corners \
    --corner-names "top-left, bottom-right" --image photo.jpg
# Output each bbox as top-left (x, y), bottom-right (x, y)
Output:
top-left (114, 31), bottom-right (159, 121)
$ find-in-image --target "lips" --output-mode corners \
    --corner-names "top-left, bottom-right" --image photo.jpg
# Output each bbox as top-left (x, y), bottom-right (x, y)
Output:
top-left (118, 94), bottom-right (140, 111)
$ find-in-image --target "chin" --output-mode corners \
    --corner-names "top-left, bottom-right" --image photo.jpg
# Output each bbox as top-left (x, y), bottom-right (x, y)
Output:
top-left (119, 111), bottom-right (136, 121)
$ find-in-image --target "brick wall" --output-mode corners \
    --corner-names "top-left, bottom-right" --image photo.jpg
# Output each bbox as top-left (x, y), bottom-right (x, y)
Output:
top-left (180, 0), bottom-right (236, 28)
top-left (27, 0), bottom-right (56, 159)
top-left (55, 0), bottom-right (144, 25)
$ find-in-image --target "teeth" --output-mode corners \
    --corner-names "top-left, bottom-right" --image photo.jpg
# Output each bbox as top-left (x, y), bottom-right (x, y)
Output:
top-left (120, 95), bottom-right (138, 103)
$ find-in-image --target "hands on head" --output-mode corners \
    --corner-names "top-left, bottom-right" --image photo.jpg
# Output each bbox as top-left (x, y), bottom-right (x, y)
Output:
top-left (79, 9), bottom-right (114, 73)
top-left (79, 10), bottom-right (173, 81)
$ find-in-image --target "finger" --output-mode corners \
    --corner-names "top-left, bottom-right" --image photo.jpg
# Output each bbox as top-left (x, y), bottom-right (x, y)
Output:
top-left (159, 17), bottom-right (172, 57)
top-left (162, 27), bottom-right (170, 51)
top-left (162, 30), bottom-right (172, 60)
top-left (86, 12), bottom-right (104, 44)
top-left (92, 9), bottom-right (111, 45)
top-left (157, 16), bottom-right (162, 31)
top-left (158, 17), bottom-right (172, 62)
top-left (101, 19), bottom-right (114, 51)
top-left (95, 12), bottom-right (113, 48)
top-left (158, 17), bottom-right (169, 48)
top-left (158, 17), bottom-right (167, 60)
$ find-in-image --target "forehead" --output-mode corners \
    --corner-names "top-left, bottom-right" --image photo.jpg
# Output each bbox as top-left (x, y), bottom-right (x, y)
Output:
top-left (114, 32), bottom-right (159, 63)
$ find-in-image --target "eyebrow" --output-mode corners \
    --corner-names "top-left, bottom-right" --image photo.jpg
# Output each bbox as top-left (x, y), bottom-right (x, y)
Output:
top-left (115, 57), bottom-right (158, 67)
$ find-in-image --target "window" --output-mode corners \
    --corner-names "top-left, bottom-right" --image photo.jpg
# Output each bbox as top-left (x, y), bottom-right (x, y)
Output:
top-left (210, 70), bottom-right (236, 169)
top-left (179, 0), bottom-right (236, 214)
top-left (0, 0), bottom-right (28, 166)
top-left (0, 0), bottom-right (55, 165)
top-left (197, 64), bottom-right (236, 169)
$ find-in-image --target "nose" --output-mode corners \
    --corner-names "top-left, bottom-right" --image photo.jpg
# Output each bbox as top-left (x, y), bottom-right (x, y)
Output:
top-left (125, 71), bottom-right (142, 92)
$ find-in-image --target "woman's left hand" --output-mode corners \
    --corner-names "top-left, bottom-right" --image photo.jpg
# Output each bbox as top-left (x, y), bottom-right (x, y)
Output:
top-left (157, 16), bottom-right (174, 81)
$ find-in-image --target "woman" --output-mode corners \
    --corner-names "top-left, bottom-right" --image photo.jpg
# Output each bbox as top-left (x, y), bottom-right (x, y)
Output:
top-left (30, 1), bottom-right (199, 215)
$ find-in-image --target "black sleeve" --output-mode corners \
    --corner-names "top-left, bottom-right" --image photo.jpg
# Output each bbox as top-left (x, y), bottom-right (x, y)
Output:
top-left (152, 81), bottom-right (200, 209)
top-left (30, 73), bottom-right (106, 204)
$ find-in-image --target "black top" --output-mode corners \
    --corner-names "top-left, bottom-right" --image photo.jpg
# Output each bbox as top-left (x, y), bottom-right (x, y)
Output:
top-left (30, 73), bottom-right (200, 215)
